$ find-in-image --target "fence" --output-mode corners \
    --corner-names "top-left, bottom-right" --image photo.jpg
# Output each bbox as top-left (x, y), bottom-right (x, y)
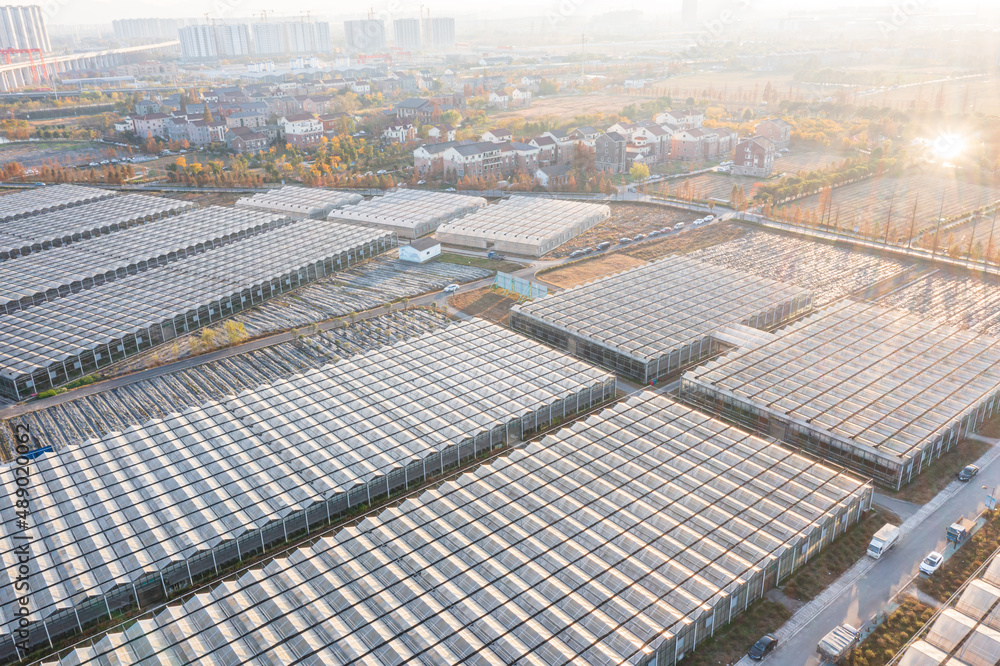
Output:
top-left (493, 272), bottom-right (548, 299)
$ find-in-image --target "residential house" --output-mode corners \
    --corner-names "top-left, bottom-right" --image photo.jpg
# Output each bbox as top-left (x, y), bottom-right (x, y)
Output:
top-left (226, 111), bottom-right (266, 129)
top-left (488, 91), bottom-right (509, 110)
top-left (569, 126), bottom-right (600, 146)
top-left (131, 113), bottom-right (170, 138)
top-left (188, 119), bottom-right (227, 146)
top-left (707, 127), bottom-right (739, 158)
top-left (226, 126), bottom-right (269, 153)
top-left (755, 118), bottom-right (792, 151)
top-left (481, 128), bottom-right (512, 144)
top-left (529, 135), bottom-right (557, 167)
top-left (502, 141), bottom-right (541, 175)
top-left (632, 124), bottom-right (671, 163)
top-left (383, 121), bottom-right (417, 144)
top-left (165, 117), bottom-right (191, 143)
top-left (520, 75), bottom-right (542, 89)
top-left (655, 109), bottom-right (704, 129)
top-left (670, 128), bottom-right (707, 161)
top-left (733, 136), bottom-right (776, 177)
top-left (541, 129), bottom-right (576, 165)
top-left (535, 164), bottom-right (572, 189)
top-left (428, 124), bottom-right (456, 143)
top-left (350, 81), bottom-right (371, 94)
top-left (414, 141), bottom-right (460, 177)
top-left (319, 113), bottom-right (352, 133)
top-left (595, 132), bottom-right (627, 174)
top-left (113, 119), bottom-right (133, 134)
top-left (510, 88), bottom-right (532, 107)
top-left (280, 113), bottom-right (323, 146)
top-left (606, 121), bottom-right (640, 139)
top-left (135, 99), bottom-right (160, 115)
top-left (445, 141), bottom-right (504, 179)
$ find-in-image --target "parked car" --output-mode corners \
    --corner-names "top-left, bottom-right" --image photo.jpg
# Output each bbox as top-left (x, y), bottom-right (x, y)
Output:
top-left (958, 464), bottom-right (980, 481)
top-left (748, 634), bottom-right (778, 661)
top-left (619, 237), bottom-right (632, 244)
top-left (867, 524), bottom-right (901, 558)
top-left (920, 551), bottom-right (944, 575)
top-left (581, 247), bottom-right (594, 254)
top-left (648, 230), bottom-right (660, 238)
top-left (693, 219), bottom-right (704, 226)
top-left (569, 250), bottom-right (585, 259)
top-left (442, 284), bottom-right (459, 293)
top-left (674, 222), bottom-right (685, 230)
top-left (632, 234), bottom-right (645, 242)
top-left (704, 214), bottom-right (715, 221)
top-left (596, 242), bottom-right (612, 251)
top-left (659, 228), bottom-right (673, 234)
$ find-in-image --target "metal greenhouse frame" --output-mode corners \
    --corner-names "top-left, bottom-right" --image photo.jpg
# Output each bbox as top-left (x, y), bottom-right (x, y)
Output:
top-left (682, 300), bottom-right (1000, 489)
top-left (0, 221), bottom-right (395, 400)
top-left (435, 196), bottom-right (611, 256)
top-left (327, 188), bottom-right (487, 239)
top-left (0, 320), bottom-right (616, 659)
top-left (236, 185), bottom-right (363, 218)
top-left (36, 393), bottom-right (870, 666)
top-left (0, 184), bottom-right (114, 222)
top-left (0, 194), bottom-right (196, 260)
top-left (0, 207), bottom-right (293, 314)
top-left (510, 255), bottom-right (813, 384)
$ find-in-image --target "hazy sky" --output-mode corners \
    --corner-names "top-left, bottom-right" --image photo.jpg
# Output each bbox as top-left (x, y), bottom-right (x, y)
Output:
top-left (55, 0), bottom-right (975, 27)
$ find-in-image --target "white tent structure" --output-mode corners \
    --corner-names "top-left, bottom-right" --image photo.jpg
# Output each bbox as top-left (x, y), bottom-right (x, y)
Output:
top-left (34, 392), bottom-right (870, 666)
top-left (236, 185), bottom-right (362, 218)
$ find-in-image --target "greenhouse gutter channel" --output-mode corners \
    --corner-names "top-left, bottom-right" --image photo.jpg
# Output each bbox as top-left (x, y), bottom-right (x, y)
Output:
top-left (19, 389), bottom-right (627, 666)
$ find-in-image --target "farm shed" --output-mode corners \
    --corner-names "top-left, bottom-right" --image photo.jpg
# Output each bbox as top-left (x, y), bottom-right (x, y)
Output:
top-left (682, 300), bottom-right (1000, 489)
top-left (435, 195), bottom-right (610, 256)
top-left (235, 185), bottom-right (362, 218)
top-left (0, 194), bottom-right (196, 261)
top-left (0, 320), bottom-right (616, 658)
top-left (0, 221), bottom-right (394, 401)
top-left (327, 188), bottom-right (487, 238)
top-left (0, 184), bottom-right (115, 222)
top-left (399, 236), bottom-right (441, 263)
top-left (0, 207), bottom-right (293, 315)
top-left (37, 392), bottom-right (870, 666)
top-left (510, 255), bottom-right (813, 383)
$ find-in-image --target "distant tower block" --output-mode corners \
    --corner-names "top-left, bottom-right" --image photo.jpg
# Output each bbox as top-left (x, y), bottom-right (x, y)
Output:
top-left (682, 0), bottom-right (698, 27)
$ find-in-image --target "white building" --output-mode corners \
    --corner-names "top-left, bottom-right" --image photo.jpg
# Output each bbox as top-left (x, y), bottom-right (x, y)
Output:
top-left (393, 17), bottom-right (421, 50)
top-left (179, 24), bottom-right (251, 60)
top-left (399, 236), bottom-right (441, 263)
top-left (344, 19), bottom-right (385, 52)
top-left (425, 17), bottom-right (455, 49)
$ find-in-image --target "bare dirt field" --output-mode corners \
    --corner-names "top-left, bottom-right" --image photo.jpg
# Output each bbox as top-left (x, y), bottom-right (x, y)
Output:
top-left (539, 222), bottom-right (747, 288)
top-left (774, 149), bottom-right (847, 173)
top-left (0, 140), bottom-right (128, 169)
top-left (545, 203), bottom-right (703, 258)
top-left (491, 93), bottom-right (650, 122)
top-left (448, 287), bottom-right (520, 324)
top-left (648, 172), bottom-right (762, 203)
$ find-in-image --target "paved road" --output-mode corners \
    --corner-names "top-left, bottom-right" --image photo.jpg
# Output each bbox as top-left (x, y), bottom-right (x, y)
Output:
top-left (753, 437), bottom-right (1000, 666)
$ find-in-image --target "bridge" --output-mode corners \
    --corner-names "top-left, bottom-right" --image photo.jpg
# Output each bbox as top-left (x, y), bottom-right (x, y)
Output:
top-left (0, 41), bottom-right (178, 91)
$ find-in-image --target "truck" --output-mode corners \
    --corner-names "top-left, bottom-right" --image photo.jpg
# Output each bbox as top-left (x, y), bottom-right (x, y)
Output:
top-left (867, 524), bottom-right (901, 559)
top-left (947, 518), bottom-right (976, 543)
top-left (818, 623), bottom-right (859, 663)
top-left (486, 251), bottom-right (506, 260)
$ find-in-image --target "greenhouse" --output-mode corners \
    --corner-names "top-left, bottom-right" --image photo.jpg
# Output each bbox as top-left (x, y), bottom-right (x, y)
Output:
top-left (0, 320), bottom-right (615, 658)
top-left (435, 196), bottom-right (611, 256)
top-left (327, 188), bottom-right (487, 238)
top-left (0, 184), bottom-right (114, 222)
top-left (0, 207), bottom-right (293, 314)
top-left (682, 300), bottom-right (1000, 489)
top-left (510, 255), bottom-right (813, 383)
top-left (236, 185), bottom-right (363, 218)
top-left (0, 221), bottom-right (394, 400)
top-left (0, 194), bottom-right (196, 260)
top-left (35, 392), bottom-right (870, 666)
top-left (895, 554), bottom-right (1000, 666)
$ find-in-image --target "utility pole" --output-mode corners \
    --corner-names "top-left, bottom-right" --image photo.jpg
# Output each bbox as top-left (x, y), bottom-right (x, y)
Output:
top-left (931, 193), bottom-right (946, 257)
top-left (906, 195), bottom-right (919, 249)
top-left (987, 207), bottom-right (999, 265)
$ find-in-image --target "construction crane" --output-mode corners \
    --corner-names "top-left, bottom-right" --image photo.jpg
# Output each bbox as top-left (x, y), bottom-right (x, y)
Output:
top-left (0, 48), bottom-right (49, 84)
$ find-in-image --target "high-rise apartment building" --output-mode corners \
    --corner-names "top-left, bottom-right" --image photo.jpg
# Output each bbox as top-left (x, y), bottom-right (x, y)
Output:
top-left (344, 19), bottom-right (385, 52)
top-left (179, 23), bottom-right (250, 60)
top-left (426, 17), bottom-right (455, 50)
top-left (0, 5), bottom-right (50, 52)
top-left (252, 20), bottom-right (331, 55)
top-left (393, 18), bottom-right (420, 50)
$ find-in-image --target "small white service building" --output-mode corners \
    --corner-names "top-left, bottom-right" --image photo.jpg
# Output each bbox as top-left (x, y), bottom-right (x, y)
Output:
top-left (399, 237), bottom-right (441, 263)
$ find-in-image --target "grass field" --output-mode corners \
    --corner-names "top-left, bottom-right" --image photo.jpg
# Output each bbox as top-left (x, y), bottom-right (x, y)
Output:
top-left (490, 92), bottom-right (651, 122)
top-left (780, 171), bottom-right (1000, 237)
top-left (774, 149), bottom-right (848, 174)
top-left (886, 437), bottom-right (993, 504)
